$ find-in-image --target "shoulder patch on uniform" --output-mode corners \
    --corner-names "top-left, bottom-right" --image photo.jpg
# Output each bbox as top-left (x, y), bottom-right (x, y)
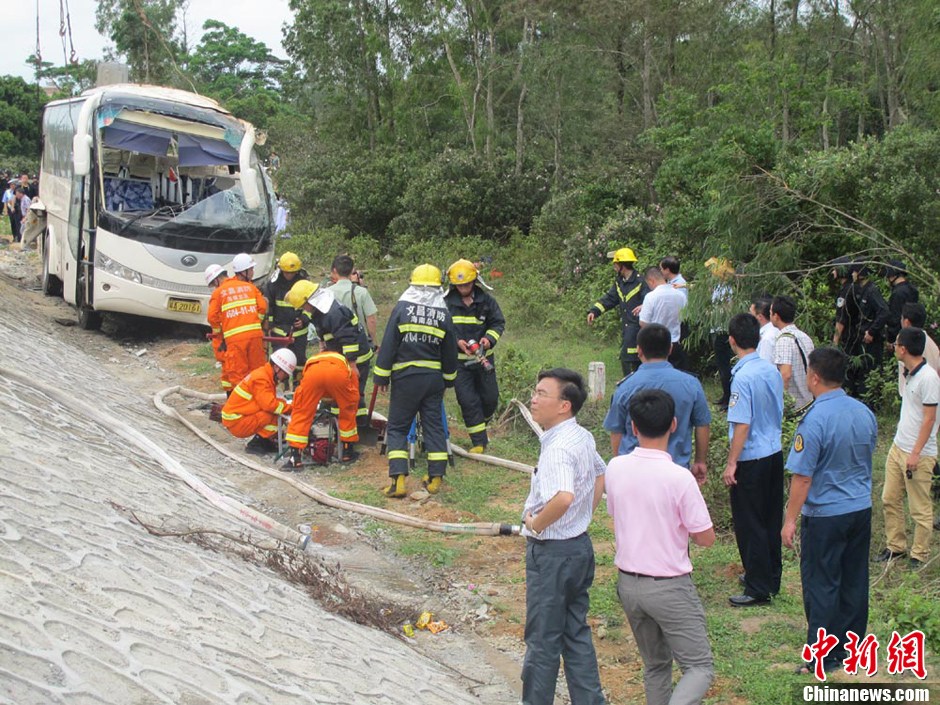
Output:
top-left (794, 434), bottom-right (804, 452)
top-left (728, 392), bottom-right (739, 408)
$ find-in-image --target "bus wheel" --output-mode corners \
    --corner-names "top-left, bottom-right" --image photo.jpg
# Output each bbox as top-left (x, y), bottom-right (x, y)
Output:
top-left (41, 233), bottom-right (62, 297)
top-left (76, 277), bottom-right (103, 330)
top-left (78, 305), bottom-right (103, 331)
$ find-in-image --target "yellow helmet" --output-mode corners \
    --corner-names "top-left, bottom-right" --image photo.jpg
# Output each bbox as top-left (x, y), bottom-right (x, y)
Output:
top-left (447, 259), bottom-right (478, 285)
top-left (285, 279), bottom-right (319, 309)
top-left (278, 251), bottom-right (302, 272)
top-left (704, 257), bottom-right (734, 278)
top-left (609, 247), bottom-right (638, 264)
top-left (410, 264), bottom-right (443, 287)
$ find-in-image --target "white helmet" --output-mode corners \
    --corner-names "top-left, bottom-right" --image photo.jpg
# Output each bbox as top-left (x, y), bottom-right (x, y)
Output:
top-left (232, 253), bottom-right (256, 273)
top-left (270, 348), bottom-right (297, 375)
top-left (204, 264), bottom-right (225, 286)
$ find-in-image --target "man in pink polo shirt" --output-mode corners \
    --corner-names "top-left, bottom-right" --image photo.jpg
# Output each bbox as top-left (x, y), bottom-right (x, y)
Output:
top-left (607, 388), bottom-right (715, 705)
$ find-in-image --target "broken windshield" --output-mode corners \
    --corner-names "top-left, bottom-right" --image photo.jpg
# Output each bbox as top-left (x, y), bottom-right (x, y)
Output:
top-left (96, 110), bottom-right (272, 255)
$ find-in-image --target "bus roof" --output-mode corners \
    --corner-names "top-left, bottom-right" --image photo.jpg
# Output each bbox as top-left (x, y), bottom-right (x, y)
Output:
top-left (46, 84), bottom-right (233, 116)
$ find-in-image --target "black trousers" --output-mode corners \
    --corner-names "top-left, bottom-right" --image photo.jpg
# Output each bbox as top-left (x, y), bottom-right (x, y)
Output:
top-left (454, 360), bottom-right (499, 446)
top-left (386, 372), bottom-right (447, 478)
top-left (668, 341), bottom-right (688, 372)
top-left (711, 332), bottom-right (733, 405)
top-left (730, 451), bottom-right (784, 598)
top-left (620, 324), bottom-right (641, 377)
top-left (845, 340), bottom-right (883, 404)
top-left (356, 359), bottom-right (371, 427)
top-left (801, 507), bottom-right (871, 664)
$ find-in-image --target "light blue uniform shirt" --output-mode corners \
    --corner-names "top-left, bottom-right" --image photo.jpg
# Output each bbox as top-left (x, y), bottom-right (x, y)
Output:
top-left (603, 361), bottom-right (711, 467)
top-left (785, 389), bottom-right (877, 517)
top-left (727, 352), bottom-right (784, 461)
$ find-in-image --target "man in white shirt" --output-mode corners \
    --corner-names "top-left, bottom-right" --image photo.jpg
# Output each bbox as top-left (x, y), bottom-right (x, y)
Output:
top-left (640, 266), bottom-right (687, 371)
top-left (521, 368), bottom-right (606, 705)
top-left (750, 295), bottom-right (779, 364)
top-left (771, 295), bottom-right (815, 410)
top-left (897, 302), bottom-right (940, 396)
top-left (877, 327), bottom-right (940, 568)
top-left (660, 256), bottom-right (688, 302)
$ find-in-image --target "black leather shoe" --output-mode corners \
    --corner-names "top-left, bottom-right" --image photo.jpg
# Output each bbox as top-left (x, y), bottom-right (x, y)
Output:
top-left (873, 548), bottom-right (905, 563)
top-left (728, 594), bottom-right (771, 607)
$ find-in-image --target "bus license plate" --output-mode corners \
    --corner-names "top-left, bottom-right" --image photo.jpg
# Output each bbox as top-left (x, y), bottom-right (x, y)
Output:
top-left (167, 298), bottom-right (201, 314)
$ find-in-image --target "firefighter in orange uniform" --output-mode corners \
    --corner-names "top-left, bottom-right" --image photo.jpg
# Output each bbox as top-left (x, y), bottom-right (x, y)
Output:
top-left (221, 348), bottom-right (295, 454)
top-left (208, 253), bottom-right (268, 395)
top-left (204, 264), bottom-right (228, 371)
top-left (282, 351), bottom-right (362, 469)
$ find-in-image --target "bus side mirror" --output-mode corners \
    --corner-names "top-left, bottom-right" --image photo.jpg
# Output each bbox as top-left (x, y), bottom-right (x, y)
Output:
top-left (74, 134), bottom-right (93, 176)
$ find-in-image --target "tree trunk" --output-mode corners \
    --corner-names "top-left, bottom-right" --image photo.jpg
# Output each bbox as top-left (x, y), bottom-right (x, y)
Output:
top-left (514, 15), bottom-right (530, 176)
top-left (769, 0), bottom-right (777, 59)
top-left (553, 78), bottom-right (562, 187)
top-left (615, 34), bottom-right (626, 116)
top-left (876, 20), bottom-right (903, 129)
top-left (641, 21), bottom-right (654, 129)
top-left (485, 28), bottom-right (495, 163)
top-left (443, 38), bottom-right (478, 153)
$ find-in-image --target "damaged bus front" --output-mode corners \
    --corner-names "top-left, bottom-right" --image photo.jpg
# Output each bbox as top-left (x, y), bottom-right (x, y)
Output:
top-left (39, 85), bottom-right (275, 329)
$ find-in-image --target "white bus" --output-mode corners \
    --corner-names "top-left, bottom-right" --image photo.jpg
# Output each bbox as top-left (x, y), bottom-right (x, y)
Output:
top-left (39, 84), bottom-right (275, 329)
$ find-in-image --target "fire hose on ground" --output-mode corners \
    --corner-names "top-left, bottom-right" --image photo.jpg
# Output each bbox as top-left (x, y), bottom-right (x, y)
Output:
top-left (154, 386), bottom-right (528, 537)
top-left (0, 368), bottom-right (311, 552)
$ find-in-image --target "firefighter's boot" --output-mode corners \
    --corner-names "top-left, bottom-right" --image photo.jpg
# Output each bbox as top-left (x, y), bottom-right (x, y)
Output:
top-left (383, 474), bottom-right (407, 498)
top-left (423, 476), bottom-right (443, 494)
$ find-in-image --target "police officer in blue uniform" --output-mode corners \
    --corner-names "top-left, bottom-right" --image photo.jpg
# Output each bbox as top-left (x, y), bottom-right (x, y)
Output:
top-left (603, 324), bottom-right (711, 481)
top-left (783, 347), bottom-right (878, 675)
top-left (722, 313), bottom-right (785, 607)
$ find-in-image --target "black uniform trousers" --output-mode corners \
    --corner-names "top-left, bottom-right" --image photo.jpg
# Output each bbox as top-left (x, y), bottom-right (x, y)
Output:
top-left (454, 360), bottom-right (499, 447)
top-left (711, 332), bottom-right (733, 405)
top-left (845, 339), bottom-right (883, 404)
top-left (801, 507), bottom-right (871, 667)
top-left (386, 372), bottom-right (448, 478)
top-left (730, 451), bottom-right (784, 599)
top-left (620, 324), bottom-right (641, 377)
top-left (356, 359), bottom-right (371, 427)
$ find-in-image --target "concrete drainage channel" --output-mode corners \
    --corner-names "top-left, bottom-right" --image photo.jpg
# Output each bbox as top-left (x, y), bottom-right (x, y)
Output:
top-left (154, 386), bottom-right (534, 541)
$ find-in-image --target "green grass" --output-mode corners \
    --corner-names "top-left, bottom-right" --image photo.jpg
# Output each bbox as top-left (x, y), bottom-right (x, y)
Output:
top-left (391, 528), bottom-right (464, 567)
top-left (256, 236), bottom-right (940, 703)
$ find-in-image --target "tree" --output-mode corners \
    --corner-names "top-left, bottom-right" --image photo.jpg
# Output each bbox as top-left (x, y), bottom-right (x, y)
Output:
top-left (186, 20), bottom-right (289, 127)
top-left (96, 0), bottom-right (186, 85)
top-left (0, 76), bottom-right (47, 158)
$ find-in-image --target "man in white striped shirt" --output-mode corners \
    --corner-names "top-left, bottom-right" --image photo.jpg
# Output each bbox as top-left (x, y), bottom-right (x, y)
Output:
top-left (521, 368), bottom-right (606, 705)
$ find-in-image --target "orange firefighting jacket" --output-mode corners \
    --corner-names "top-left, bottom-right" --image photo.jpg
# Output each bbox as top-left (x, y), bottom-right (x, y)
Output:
top-left (208, 277), bottom-right (268, 342)
top-left (221, 364), bottom-right (292, 424)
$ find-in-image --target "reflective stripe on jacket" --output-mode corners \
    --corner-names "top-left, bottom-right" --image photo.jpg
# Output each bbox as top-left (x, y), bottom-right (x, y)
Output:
top-left (374, 299), bottom-right (458, 385)
top-left (208, 277), bottom-right (268, 342)
top-left (221, 364), bottom-right (292, 423)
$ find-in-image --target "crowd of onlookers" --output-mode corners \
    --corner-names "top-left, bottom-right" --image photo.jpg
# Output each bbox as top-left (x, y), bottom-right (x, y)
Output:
top-left (518, 252), bottom-right (936, 704)
top-left (2, 170), bottom-right (39, 242)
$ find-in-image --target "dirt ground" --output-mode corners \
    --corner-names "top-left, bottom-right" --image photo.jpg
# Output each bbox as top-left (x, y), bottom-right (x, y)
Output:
top-left (0, 236), bottom-right (651, 704)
